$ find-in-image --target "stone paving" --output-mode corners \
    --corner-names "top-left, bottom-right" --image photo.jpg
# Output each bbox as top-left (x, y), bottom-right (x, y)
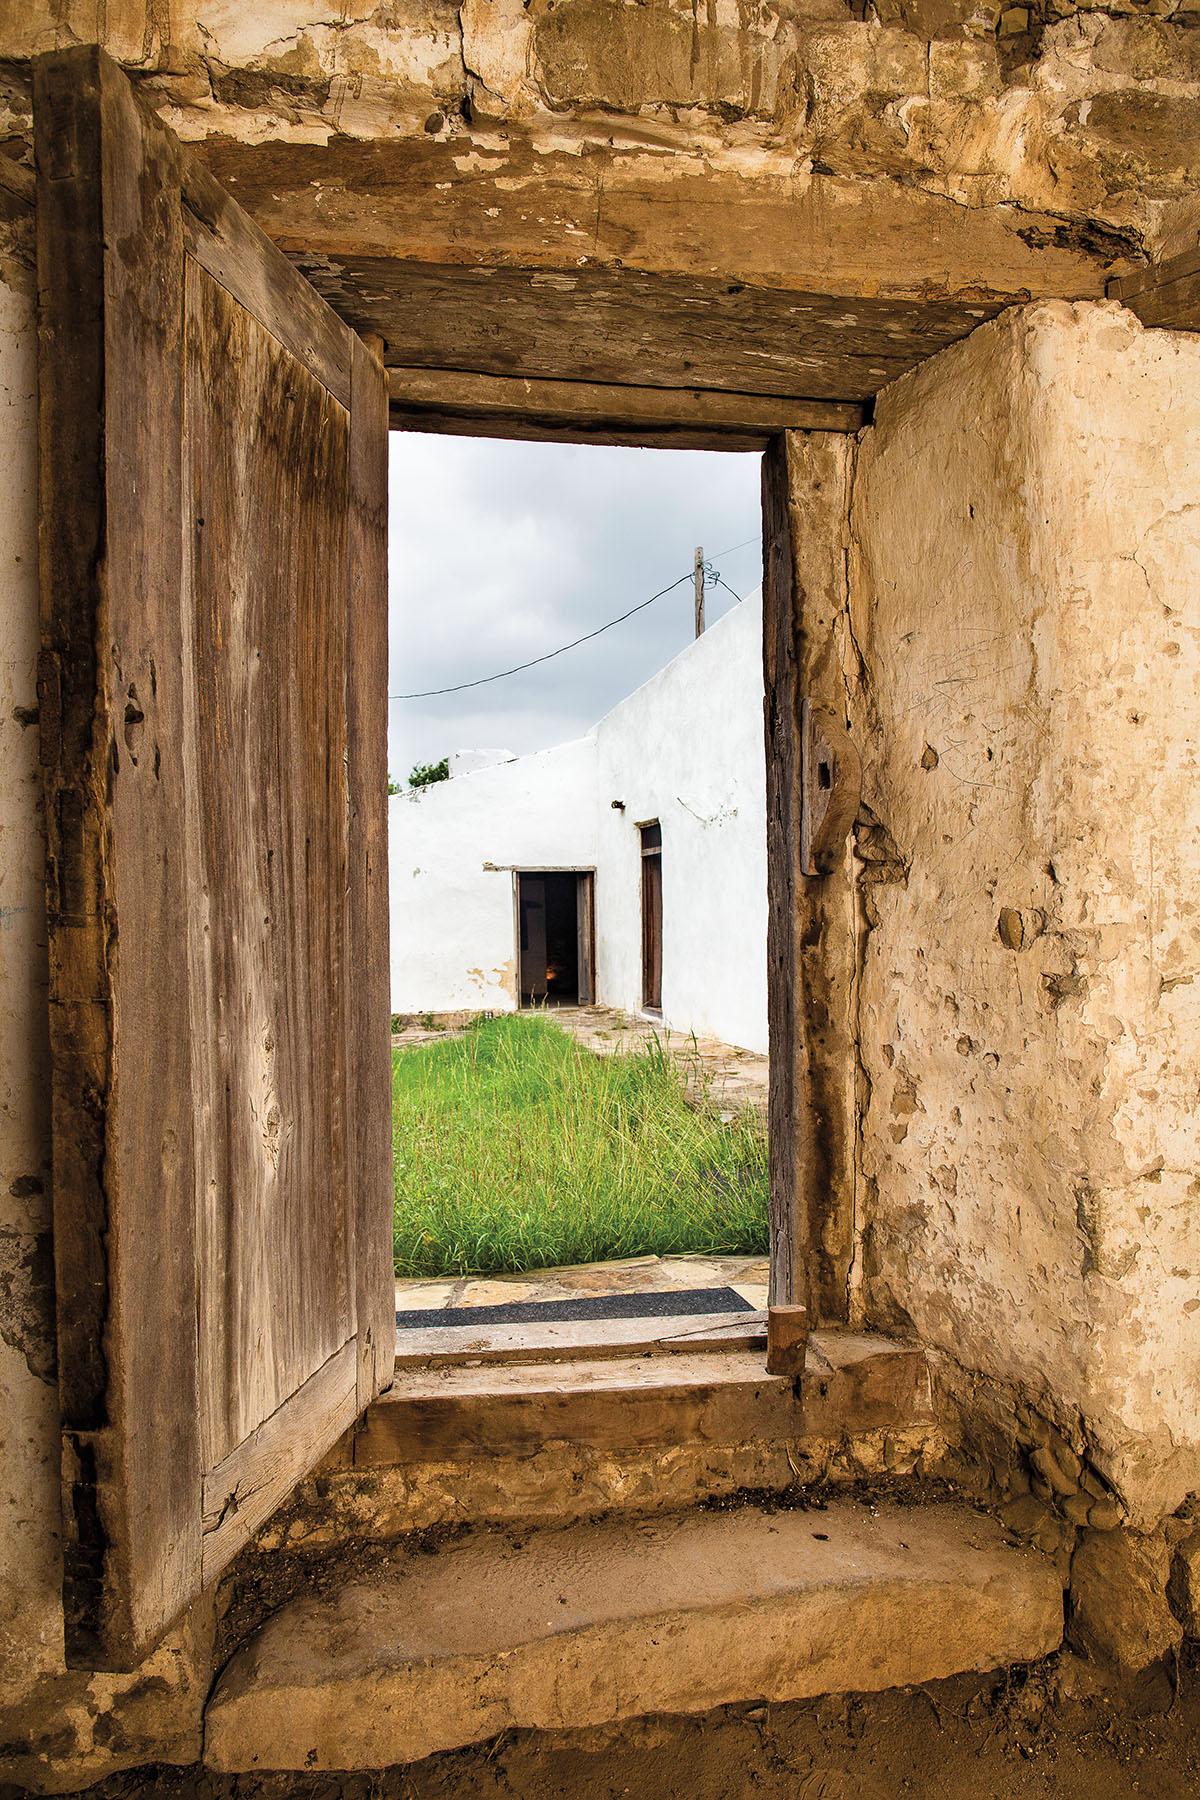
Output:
top-left (548, 1004), bottom-right (769, 1123)
top-left (395, 1253), bottom-right (769, 1317)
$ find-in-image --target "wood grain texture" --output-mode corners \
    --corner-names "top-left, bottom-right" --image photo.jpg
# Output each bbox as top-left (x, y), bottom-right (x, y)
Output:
top-left (762, 438), bottom-right (806, 1326)
top-left (354, 1333), bottom-right (928, 1466)
top-left (392, 1313), bottom-right (768, 1370)
top-left (185, 266), bottom-right (353, 1468)
top-left (1107, 245), bottom-right (1200, 330)
top-left (201, 1342), bottom-right (358, 1581)
top-left (766, 1304), bottom-right (809, 1377)
top-left (355, 1357), bottom-right (802, 1464)
top-left (35, 48), bottom-right (393, 1666)
top-left (1108, 262), bottom-right (1200, 327)
top-left (576, 871), bottom-right (595, 1007)
top-left (35, 44), bottom-right (201, 1668)
top-left (292, 254), bottom-right (1028, 405)
top-left (194, 122), bottom-right (1112, 309)
top-left (392, 416), bottom-right (776, 452)
top-left (346, 331), bottom-right (395, 1414)
top-left (763, 433), bottom-right (860, 1331)
top-left (181, 160), bottom-right (351, 410)
top-left (782, 435), bottom-right (860, 1326)
top-left (388, 367), bottom-right (862, 445)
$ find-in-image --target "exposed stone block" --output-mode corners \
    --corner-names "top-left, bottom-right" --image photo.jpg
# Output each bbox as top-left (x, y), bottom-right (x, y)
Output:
top-left (205, 1501), bottom-right (1064, 1771)
top-left (1069, 1528), bottom-right (1183, 1675)
top-left (1167, 1527), bottom-right (1200, 1637)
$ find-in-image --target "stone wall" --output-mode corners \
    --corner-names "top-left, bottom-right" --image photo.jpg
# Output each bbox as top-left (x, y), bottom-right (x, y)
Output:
top-left (846, 300), bottom-right (1200, 1533)
top-left (6, 1), bottom-right (1200, 292)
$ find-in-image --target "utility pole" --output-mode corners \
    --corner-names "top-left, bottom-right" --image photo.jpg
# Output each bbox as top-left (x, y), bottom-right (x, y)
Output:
top-left (694, 545), bottom-right (705, 638)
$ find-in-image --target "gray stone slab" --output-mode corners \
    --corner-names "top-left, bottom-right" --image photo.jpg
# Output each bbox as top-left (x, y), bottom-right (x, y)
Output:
top-left (392, 1309), bottom-right (768, 1368)
top-left (205, 1500), bottom-right (1064, 1771)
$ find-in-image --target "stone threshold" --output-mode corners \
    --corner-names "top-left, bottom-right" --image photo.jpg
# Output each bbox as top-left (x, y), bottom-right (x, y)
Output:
top-left (261, 1329), bottom-right (946, 1552)
top-left (205, 1498), bottom-right (1065, 1772)
top-left (394, 1253), bottom-right (771, 1367)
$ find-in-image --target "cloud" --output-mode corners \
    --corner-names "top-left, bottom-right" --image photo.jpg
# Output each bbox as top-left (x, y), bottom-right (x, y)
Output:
top-left (387, 433), bottom-right (763, 783)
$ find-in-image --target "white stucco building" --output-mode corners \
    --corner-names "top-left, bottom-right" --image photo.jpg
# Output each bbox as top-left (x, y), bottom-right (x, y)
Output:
top-left (389, 589), bottom-right (768, 1052)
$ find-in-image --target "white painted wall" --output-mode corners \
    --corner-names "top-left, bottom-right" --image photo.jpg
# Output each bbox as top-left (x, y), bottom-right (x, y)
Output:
top-left (388, 736), bottom-right (598, 1014)
top-left (448, 748), bottom-right (514, 777)
top-left (593, 591), bottom-right (768, 1052)
top-left (389, 590), bottom-right (768, 1052)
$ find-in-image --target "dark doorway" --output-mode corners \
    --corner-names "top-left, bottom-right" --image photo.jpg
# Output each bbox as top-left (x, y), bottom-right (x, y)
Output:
top-left (641, 823), bottom-right (663, 1011)
top-left (518, 872), bottom-right (594, 1006)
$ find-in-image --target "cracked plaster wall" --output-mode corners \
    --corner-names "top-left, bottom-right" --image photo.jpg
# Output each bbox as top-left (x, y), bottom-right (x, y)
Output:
top-left (5, 3), bottom-right (1200, 267)
top-left (848, 298), bottom-right (1200, 1531)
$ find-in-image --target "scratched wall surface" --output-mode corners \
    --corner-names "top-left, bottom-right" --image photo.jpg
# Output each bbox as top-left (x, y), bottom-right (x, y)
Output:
top-left (848, 300), bottom-right (1200, 1529)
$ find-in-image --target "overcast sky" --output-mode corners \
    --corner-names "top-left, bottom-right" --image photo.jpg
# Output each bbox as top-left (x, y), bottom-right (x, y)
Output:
top-left (387, 434), bottom-right (763, 784)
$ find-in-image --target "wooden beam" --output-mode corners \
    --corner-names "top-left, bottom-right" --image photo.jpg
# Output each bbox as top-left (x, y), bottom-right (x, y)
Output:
top-left (1108, 245), bottom-right (1200, 331)
top-left (195, 136), bottom-right (1117, 308)
top-left (388, 367), bottom-right (863, 446)
top-left (319, 260), bottom-right (999, 406)
top-left (35, 43), bottom-right (202, 1667)
top-left (762, 432), bottom-right (860, 1333)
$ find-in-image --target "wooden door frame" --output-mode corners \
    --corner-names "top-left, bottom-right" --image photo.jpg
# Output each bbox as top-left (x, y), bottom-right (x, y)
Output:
top-left (32, 40), bottom-right (856, 1666)
top-left (513, 867), bottom-right (597, 1007)
top-left (576, 870), bottom-right (596, 1007)
top-left (761, 434), bottom-right (858, 1364)
top-left (380, 386), bottom-right (858, 1344)
top-left (383, 409), bottom-right (858, 1362)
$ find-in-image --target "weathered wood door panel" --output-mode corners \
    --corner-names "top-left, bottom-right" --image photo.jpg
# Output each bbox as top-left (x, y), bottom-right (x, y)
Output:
top-left (35, 45), bottom-right (392, 1669)
top-left (576, 871), bottom-right (595, 1006)
top-left (186, 266), bottom-right (353, 1470)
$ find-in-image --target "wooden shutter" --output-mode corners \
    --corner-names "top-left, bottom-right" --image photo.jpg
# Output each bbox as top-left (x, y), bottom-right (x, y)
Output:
top-left (576, 872), bottom-right (596, 1005)
top-left (640, 825), bottom-right (663, 1010)
top-left (35, 46), bottom-right (393, 1671)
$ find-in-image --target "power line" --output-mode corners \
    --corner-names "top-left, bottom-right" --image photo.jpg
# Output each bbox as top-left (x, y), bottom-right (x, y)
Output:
top-left (708, 533), bottom-right (760, 560)
top-left (389, 571), bottom-right (693, 700)
top-left (389, 530), bottom-right (759, 703)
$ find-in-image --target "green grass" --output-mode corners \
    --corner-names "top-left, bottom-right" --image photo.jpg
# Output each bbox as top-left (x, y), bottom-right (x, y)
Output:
top-left (391, 1013), bottom-right (768, 1278)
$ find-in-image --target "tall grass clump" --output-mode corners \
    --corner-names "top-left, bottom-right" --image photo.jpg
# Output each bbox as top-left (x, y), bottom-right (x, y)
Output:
top-left (392, 1013), bottom-right (767, 1277)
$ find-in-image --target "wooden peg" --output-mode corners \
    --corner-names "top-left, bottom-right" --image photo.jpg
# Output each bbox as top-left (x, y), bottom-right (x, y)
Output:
top-left (766, 1303), bottom-right (808, 1376)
